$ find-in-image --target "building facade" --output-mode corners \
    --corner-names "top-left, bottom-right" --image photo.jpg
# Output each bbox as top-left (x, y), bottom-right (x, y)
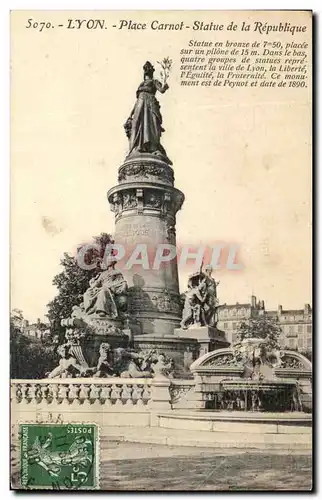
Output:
top-left (24, 324), bottom-right (49, 340)
top-left (217, 295), bottom-right (312, 354)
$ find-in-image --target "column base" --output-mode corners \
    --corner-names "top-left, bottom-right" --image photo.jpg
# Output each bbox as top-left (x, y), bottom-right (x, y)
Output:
top-left (174, 325), bottom-right (230, 357)
top-left (133, 335), bottom-right (199, 377)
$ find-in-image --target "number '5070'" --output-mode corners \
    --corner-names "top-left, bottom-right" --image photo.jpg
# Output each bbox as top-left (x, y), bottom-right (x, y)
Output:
top-left (25, 19), bottom-right (53, 32)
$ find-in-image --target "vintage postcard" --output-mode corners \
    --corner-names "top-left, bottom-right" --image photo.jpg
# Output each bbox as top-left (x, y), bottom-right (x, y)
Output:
top-left (10, 10), bottom-right (312, 491)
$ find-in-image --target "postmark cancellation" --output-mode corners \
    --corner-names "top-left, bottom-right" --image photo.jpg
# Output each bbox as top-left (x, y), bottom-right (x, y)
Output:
top-left (13, 423), bottom-right (99, 490)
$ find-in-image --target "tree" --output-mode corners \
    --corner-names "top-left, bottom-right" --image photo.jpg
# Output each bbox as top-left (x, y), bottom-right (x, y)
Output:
top-left (10, 309), bottom-right (28, 331)
top-left (11, 308), bottom-right (24, 322)
top-left (10, 320), bottom-right (58, 379)
top-left (46, 233), bottom-right (114, 332)
top-left (235, 314), bottom-right (282, 349)
top-left (35, 318), bottom-right (49, 330)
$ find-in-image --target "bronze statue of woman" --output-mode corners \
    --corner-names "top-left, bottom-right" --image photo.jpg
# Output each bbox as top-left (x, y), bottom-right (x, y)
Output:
top-left (124, 61), bottom-right (171, 164)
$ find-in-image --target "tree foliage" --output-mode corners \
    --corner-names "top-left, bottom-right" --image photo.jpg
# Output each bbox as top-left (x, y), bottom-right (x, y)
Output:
top-left (46, 233), bottom-right (114, 331)
top-left (10, 321), bottom-right (58, 379)
top-left (11, 308), bottom-right (24, 322)
top-left (235, 315), bottom-right (282, 349)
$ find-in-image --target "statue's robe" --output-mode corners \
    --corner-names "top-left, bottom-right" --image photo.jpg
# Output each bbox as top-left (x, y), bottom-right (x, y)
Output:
top-left (127, 78), bottom-right (169, 160)
top-left (203, 275), bottom-right (218, 326)
top-left (83, 269), bottom-right (127, 317)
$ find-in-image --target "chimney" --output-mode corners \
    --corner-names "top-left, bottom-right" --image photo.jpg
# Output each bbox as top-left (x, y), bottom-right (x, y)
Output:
top-left (304, 304), bottom-right (311, 315)
top-left (278, 305), bottom-right (282, 316)
top-left (251, 295), bottom-right (256, 308)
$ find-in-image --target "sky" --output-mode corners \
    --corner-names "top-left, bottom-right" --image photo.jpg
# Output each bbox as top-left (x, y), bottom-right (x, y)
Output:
top-left (10, 10), bottom-right (312, 322)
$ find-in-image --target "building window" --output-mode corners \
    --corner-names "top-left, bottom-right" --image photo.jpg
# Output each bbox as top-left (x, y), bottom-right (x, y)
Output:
top-left (298, 325), bottom-right (303, 333)
top-left (223, 322), bottom-right (228, 329)
top-left (289, 325), bottom-right (294, 333)
top-left (289, 338), bottom-right (297, 349)
top-left (307, 337), bottom-right (312, 348)
top-left (307, 325), bottom-right (312, 334)
top-left (232, 322), bottom-right (237, 329)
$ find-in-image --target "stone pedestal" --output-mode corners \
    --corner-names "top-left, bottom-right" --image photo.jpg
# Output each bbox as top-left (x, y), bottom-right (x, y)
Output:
top-left (82, 332), bottom-right (129, 367)
top-left (107, 154), bottom-right (184, 336)
top-left (133, 334), bottom-right (199, 377)
top-left (149, 377), bottom-right (171, 411)
top-left (174, 325), bottom-right (230, 358)
top-left (63, 316), bottom-right (131, 368)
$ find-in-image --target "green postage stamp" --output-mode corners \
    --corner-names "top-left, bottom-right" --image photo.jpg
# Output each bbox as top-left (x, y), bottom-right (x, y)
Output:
top-left (19, 423), bottom-right (99, 490)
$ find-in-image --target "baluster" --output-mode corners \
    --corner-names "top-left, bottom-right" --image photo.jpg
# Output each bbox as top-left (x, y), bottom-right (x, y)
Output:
top-left (132, 383), bottom-right (138, 402)
top-left (14, 384), bottom-right (22, 404)
top-left (100, 385), bottom-right (112, 405)
top-left (40, 384), bottom-right (49, 403)
top-left (142, 385), bottom-right (151, 404)
top-left (21, 384), bottom-right (31, 404)
top-left (28, 384), bottom-right (38, 404)
top-left (68, 384), bottom-right (80, 404)
top-left (122, 384), bottom-right (133, 406)
top-left (120, 384), bottom-right (128, 403)
top-left (134, 385), bottom-right (144, 407)
top-left (111, 384), bottom-right (122, 406)
top-left (48, 384), bottom-right (59, 404)
top-left (57, 384), bottom-right (69, 404)
top-left (79, 384), bottom-right (90, 404)
top-left (89, 384), bottom-right (101, 404)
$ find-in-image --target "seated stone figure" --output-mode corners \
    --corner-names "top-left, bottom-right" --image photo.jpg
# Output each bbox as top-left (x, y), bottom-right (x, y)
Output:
top-left (83, 257), bottom-right (128, 318)
top-left (47, 344), bottom-right (88, 378)
top-left (93, 343), bottom-right (115, 377)
top-left (151, 353), bottom-right (174, 378)
top-left (113, 348), bottom-right (152, 378)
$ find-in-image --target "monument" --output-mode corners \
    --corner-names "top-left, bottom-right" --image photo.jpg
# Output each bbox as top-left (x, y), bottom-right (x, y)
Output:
top-left (54, 59), bottom-right (229, 376)
top-left (107, 59), bottom-right (184, 336)
top-left (106, 59), bottom-right (228, 370)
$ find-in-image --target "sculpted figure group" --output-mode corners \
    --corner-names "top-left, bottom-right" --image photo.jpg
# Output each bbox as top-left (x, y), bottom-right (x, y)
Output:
top-left (181, 264), bottom-right (219, 329)
top-left (48, 247), bottom-right (174, 379)
top-left (48, 339), bottom-right (174, 380)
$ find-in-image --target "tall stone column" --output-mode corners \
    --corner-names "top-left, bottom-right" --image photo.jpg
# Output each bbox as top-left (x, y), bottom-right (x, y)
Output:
top-left (107, 154), bottom-right (184, 336)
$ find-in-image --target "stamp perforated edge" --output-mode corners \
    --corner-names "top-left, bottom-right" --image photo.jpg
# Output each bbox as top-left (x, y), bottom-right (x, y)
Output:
top-left (11, 419), bottom-right (100, 491)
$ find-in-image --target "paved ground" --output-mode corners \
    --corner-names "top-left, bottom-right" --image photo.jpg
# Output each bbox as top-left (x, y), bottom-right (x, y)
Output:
top-left (100, 439), bottom-right (312, 491)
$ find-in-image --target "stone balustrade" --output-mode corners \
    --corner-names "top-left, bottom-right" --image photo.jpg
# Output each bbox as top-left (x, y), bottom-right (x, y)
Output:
top-left (11, 377), bottom-right (197, 413)
top-left (11, 378), bottom-right (153, 408)
top-left (9, 377), bottom-right (312, 449)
